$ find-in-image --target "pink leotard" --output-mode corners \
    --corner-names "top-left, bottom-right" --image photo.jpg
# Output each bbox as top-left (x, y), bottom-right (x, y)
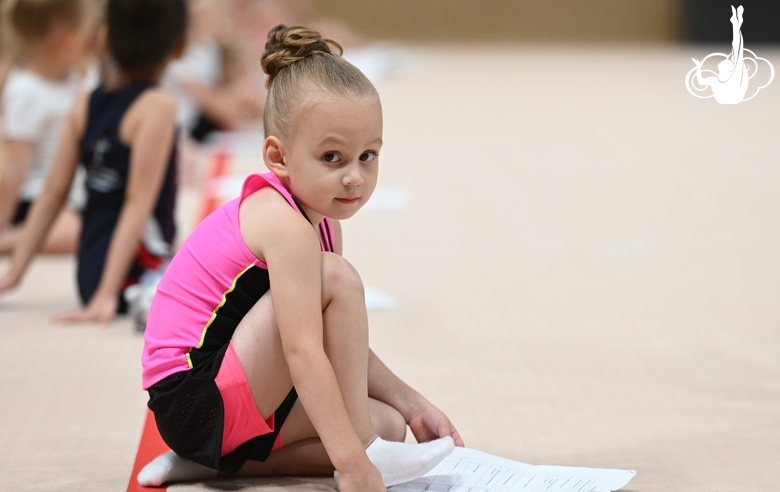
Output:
top-left (142, 171), bottom-right (334, 389)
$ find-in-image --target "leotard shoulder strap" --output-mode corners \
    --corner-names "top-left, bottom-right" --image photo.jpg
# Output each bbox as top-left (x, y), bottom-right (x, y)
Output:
top-left (240, 172), bottom-right (335, 253)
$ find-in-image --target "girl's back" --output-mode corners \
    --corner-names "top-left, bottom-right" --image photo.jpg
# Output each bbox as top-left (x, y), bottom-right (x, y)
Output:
top-left (77, 82), bottom-right (178, 307)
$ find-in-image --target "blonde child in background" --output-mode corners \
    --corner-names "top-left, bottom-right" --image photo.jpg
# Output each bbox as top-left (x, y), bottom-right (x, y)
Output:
top-left (0, 0), bottom-right (94, 255)
top-left (0, 0), bottom-right (15, 192)
top-left (137, 25), bottom-right (461, 491)
top-left (0, 0), bottom-right (17, 93)
top-left (0, 0), bottom-right (186, 321)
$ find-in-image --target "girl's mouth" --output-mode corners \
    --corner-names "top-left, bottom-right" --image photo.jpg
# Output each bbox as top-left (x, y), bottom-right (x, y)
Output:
top-left (335, 197), bottom-right (360, 204)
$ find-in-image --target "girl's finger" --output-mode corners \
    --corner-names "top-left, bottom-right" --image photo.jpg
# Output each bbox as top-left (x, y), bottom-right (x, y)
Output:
top-left (53, 311), bottom-right (90, 323)
top-left (450, 427), bottom-right (465, 447)
top-left (437, 420), bottom-right (451, 440)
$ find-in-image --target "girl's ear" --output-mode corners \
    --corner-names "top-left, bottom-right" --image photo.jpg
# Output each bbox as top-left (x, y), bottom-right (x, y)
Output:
top-left (263, 136), bottom-right (287, 176)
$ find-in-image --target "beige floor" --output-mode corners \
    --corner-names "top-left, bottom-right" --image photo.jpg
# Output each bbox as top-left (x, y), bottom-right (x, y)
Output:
top-left (1, 45), bottom-right (779, 491)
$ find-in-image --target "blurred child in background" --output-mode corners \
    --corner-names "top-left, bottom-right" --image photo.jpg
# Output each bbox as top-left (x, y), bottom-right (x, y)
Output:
top-left (0, 0), bottom-right (187, 323)
top-left (0, 0), bottom-right (94, 255)
top-left (163, 0), bottom-right (265, 142)
top-left (0, 0), bottom-right (18, 93)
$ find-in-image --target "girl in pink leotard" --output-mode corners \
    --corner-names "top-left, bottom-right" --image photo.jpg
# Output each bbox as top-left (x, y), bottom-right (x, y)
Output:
top-left (138, 25), bottom-right (463, 491)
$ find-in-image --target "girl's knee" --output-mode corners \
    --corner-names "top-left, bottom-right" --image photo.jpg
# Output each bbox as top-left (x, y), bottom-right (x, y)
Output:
top-left (321, 252), bottom-right (363, 293)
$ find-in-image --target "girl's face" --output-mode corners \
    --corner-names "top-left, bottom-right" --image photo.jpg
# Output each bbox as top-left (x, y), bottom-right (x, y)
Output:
top-left (57, 8), bottom-right (97, 66)
top-left (271, 93), bottom-right (383, 221)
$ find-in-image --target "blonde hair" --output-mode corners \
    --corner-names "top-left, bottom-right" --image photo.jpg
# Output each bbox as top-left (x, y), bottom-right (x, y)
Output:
top-left (8, 0), bottom-right (84, 44)
top-left (260, 25), bottom-right (378, 137)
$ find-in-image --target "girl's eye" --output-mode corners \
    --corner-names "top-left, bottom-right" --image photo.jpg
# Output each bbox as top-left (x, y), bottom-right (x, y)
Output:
top-left (360, 152), bottom-right (376, 163)
top-left (322, 152), bottom-right (340, 163)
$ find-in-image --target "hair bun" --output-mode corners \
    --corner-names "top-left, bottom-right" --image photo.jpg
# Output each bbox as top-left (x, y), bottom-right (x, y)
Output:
top-left (261, 24), bottom-right (343, 88)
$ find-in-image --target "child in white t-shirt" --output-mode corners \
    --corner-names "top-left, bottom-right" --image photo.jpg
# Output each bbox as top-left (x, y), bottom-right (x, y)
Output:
top-left (0, 0), bottom-right (93, 254)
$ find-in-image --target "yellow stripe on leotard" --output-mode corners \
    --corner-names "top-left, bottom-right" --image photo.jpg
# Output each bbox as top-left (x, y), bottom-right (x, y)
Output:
top-left (189, 264), bottom-right (255, 365)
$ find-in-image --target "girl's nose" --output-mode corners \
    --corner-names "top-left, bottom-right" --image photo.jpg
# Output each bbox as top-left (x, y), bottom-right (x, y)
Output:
top-left (343, 166), bottom-right (364, 187)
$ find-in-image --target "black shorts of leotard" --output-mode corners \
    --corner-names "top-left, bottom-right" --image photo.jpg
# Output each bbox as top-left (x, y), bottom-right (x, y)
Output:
top-left (12, 200), bottom-right (32, 226)
top-left (147, 342), bottom-right (298, 475)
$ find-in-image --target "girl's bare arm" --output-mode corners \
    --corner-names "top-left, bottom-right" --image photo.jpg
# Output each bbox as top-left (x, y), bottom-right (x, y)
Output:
top-left (0, 140), bottom-right (33, 231)
top-left (242, 198), bottom-right (375, 476)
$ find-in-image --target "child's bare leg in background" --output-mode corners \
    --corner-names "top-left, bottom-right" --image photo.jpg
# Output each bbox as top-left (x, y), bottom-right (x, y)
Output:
top-left (0, 209), bottom-right (81, 255)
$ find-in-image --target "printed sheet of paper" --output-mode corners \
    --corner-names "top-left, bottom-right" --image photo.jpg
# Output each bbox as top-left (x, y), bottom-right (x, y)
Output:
top-left (388, 447), bottom-right (636, 492)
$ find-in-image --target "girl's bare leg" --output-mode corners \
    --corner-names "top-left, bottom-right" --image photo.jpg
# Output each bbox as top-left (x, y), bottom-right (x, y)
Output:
top-left (0, 229), bottom-right (15, 254)
top-left (235, 398), bottom-right (406, 477)
top-left (0, 209), bottom-right (80, 255)
top-left (231, 251), bottom-right (376, 438)
top-left (40, 208), bottom-right (81, 254)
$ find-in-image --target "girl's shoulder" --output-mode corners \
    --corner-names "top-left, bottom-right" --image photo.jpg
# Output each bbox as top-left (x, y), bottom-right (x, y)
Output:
top-left (118, 87), bottom-right (177, 146)
top-left (122, 87), bottom-right (176, 125)
top-left (132, 87), bottom-right (177, 109)
top-left (239, 183), bottom-right (318, 264)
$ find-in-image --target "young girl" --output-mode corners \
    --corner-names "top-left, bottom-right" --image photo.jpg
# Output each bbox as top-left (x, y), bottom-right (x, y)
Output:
top-left (0, 0), bottom-right (186, 320)
top-left (0, 0), bottom-right (93, 256)
top-left (138, 25), bottom-right (463, 491)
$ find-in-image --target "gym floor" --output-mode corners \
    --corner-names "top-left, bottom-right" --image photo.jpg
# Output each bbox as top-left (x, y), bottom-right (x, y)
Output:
top-left (1, 45), bottom-right (778, 491)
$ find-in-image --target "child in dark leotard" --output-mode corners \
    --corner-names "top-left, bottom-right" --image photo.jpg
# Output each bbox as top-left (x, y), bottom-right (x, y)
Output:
top-left (137, 25), bottom-right (463, 492)
top-left (0, 0), bottom-right (186, 321)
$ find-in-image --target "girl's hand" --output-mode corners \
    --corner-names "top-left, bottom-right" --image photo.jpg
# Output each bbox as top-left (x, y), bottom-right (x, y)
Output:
top-left (0, 272), bottom-right (20, 296)
top-left (54, 293), bottom-right (118, 325)
top-left (407, 401), bottom-right (465, 447)
top-left (337, 464), bottom-right (385, 492)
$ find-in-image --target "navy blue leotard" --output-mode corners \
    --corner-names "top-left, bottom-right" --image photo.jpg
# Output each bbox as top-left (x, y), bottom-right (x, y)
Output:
top-left (78, 83), bottom-right (177, 310)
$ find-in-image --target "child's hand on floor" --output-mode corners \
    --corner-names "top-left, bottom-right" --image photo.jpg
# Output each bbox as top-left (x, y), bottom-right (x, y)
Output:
top-left (0, 272), bottom-right (20, 296)
top-left (53, 293), bottom-right (118, 325)
top-left (407, 400), bottom-right (465, 447)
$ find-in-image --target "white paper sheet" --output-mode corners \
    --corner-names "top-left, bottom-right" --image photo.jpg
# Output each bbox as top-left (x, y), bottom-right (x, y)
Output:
top-left (388, 447), bottom-right (636, 492)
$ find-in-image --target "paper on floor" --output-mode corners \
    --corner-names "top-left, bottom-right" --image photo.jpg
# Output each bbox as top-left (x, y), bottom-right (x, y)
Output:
top-left (389, 447), bottom-right (635, 492)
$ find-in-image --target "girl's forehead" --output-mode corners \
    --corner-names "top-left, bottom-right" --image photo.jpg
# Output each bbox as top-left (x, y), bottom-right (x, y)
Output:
top-left (291, 94), bottom-right (383, 142)
top-left (301, 92), bottom-right (381, 116)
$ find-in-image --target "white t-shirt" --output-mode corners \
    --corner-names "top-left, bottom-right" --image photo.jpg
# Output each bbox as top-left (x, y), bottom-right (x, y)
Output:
top-left (1, 67), bottom-right (85, 209)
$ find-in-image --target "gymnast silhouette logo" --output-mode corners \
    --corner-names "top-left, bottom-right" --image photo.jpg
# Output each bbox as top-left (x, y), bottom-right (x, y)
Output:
top-left (685, 5), bottom-right (774, 104)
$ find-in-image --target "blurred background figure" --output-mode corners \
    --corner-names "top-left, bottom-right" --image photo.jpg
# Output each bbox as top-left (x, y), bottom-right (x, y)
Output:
top-left (0, 0), bottom-right (186, 324)
top-left (163, 0), bottom-right (258, 143)
top-left (167, 0), bottom-right (402, 226)
top-left (0, 0), bottom-right (19, 94)
top-left (162, 0), bottom-right (380, 142)
top-left (0, 0), bottom-right (96, 256)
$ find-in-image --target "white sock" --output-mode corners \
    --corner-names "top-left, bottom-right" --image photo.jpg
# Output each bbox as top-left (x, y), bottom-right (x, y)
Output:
top-left (137, 451), bottom-right (217, 486)
top-left (335, 436), bottom-right (454, 489)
